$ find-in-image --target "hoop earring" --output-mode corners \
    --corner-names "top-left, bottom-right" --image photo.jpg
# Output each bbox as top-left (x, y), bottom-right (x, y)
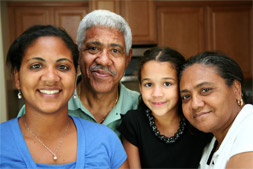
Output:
top-left (17, 90), bottom-right (22, 99)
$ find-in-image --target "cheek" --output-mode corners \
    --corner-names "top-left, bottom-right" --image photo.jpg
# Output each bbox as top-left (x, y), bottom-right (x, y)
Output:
top-left (140, 89), bottom-right (150, 102)
top-left (80, 53), bottom-right (92, 67)
top-left (182, 103), bottom-right (191, 118)
top-left (115, 58), bottom-right (127, 70)
top-left (167, 86), bottom-right (179, 100)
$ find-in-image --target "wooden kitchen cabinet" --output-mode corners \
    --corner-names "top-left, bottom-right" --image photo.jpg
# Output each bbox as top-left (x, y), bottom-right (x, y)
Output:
top-left (8, 2), bottom-right (88, 43)
top-left (89, 0), bottom-right (156, 45)
top-left (157, 3), bottom-right (205, 59)
top-left (206, 2), bottom-right (252, 79)
top-left (121, 0), bottom-right (156, 44)
top-left (157, 1), bottom-right (252, 79)
top-left (89, 0), bottom-right (121, 14)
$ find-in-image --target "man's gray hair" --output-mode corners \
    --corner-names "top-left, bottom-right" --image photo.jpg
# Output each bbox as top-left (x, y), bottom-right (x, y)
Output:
top-left (77, 9), bottom-right (132, 56)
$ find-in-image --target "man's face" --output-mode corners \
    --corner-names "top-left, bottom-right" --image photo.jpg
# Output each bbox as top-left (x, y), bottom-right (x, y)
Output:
top-left (79, 26), bottom-right (131, 93)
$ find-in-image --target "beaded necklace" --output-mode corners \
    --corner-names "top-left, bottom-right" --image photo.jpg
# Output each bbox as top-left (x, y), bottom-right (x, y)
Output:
top-left (146, 109), bottom-right (187, 144)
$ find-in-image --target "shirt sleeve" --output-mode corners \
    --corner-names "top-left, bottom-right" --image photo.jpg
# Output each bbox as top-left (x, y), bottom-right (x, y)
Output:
top-left (108, 131), bottom-right (127, 169)
top-left (230, 115), bottom-right (253, 157)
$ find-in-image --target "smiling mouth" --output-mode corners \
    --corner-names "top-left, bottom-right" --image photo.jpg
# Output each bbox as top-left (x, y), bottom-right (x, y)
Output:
top-left (39, 90), bottom-right (60, 94)
top-left (152, 101), bottom-right (166, 106)
top-left (193, 112), bottom-right (210, 118)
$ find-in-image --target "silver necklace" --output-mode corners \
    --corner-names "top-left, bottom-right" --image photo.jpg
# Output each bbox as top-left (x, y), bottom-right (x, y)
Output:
top-left (23, 117), bottom-right (70, 161)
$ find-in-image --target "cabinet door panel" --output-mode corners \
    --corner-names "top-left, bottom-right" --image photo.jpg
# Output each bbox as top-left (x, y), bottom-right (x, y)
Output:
top-left (207, 5), bottom-right (252, 79)
top-left (54, 8), bottom-right (88, 42)
top-left (157, 6), bottom-right (205, 59)
top-left (121, 0), bottom-right (156, 44)
top-left (89, 0), bottom-right (121, 14)
top-left (14, 7), bottom-right (53, 38)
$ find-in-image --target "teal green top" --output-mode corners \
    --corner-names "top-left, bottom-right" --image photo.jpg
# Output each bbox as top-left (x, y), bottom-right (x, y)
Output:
top-left (17, 82), bottom-right (139, 137)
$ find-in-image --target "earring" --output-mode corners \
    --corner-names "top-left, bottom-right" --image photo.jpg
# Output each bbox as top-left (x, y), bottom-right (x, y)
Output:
top-left (17, 90), bottom-right (22, 99)
top-left (73, 93), bottom-right (77, 99)
top-left (237, 98), bottom-right (244, 107)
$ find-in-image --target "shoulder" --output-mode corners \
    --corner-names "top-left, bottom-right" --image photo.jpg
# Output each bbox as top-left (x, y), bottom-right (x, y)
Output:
top-left (120, 83), bottom-right (139, 99)
top-left (233, 104), bottom-right (253, 130)
top-left (0, 119), bottom-right (25, 167)
top-left (0, 118), bottom-right (17, 131)
top-left (118, 83), bottom-right (140, 112)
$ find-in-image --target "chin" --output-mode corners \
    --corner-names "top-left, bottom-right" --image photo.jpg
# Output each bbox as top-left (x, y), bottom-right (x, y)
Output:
top-left (91, 81), bottom-right (117, 93)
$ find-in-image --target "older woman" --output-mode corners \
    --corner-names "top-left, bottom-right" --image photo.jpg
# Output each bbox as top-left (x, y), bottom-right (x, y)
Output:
top-left (179, 51), bottom-right (253, 169)
top-left (0, 25), bottom-right (128, 169)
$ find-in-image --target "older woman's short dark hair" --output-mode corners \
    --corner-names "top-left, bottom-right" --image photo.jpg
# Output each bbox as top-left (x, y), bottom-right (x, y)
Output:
top-left (179, 51), bottom-right (252, 104)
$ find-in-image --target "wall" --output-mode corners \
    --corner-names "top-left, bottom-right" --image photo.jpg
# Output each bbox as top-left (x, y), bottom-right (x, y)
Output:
top-left (0, 2), bottom-right (8, 122)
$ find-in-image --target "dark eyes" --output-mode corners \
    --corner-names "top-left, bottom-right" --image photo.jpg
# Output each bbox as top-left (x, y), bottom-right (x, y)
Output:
top-left (201, 88), bottom-right (212, 95)
top-left (112, 48), bottom-right (120, 53)
top-left (143, 82), bottom-right (172, 87)
top-left (181, 95), bottom-right (190, 101)
top-left (164, 82), bottom-right (171, 86)
top-left (144, 83), bottom-right (152, 87)
top-left (30, 64), bottom-right (42, 69)
top-left (181, 87), bottom-right (213, 102)
top-left (85, 45), bottom-right (123, 56)
top-left (29, 63), bottom-right (70, 71)
top-left (58, 64), bottom-right (69, 71)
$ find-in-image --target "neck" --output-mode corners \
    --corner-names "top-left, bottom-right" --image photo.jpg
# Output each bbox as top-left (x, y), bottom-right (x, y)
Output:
top-left (21, 108), bottom-right (70, 137)
top-left (153, 108), bottom-right (180, 128)
top-left (77, 79), bottom-right (119, 123)
top-left (152, 108), bottom-right (181, 136)
top-left (213, 106), bottom-right (242, 149)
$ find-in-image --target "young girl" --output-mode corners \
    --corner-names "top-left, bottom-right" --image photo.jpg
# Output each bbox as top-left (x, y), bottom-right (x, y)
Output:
top-left (118, 47), bottom-right (211, 168)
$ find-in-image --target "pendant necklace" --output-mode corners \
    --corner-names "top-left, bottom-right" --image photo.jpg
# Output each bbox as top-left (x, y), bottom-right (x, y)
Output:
top-left (23, 117), bottom-right (70, 161)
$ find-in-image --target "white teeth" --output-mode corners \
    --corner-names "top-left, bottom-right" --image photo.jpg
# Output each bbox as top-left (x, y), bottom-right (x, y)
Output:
top-left (40, 90), bottom-right (59, 94)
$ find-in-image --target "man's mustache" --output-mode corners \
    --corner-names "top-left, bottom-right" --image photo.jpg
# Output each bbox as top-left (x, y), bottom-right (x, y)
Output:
top-left (90, 65), bottom-right (116, 77)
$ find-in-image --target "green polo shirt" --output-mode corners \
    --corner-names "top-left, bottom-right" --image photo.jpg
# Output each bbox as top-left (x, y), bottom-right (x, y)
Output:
top-left (17, 82), bottom-right (139, 137)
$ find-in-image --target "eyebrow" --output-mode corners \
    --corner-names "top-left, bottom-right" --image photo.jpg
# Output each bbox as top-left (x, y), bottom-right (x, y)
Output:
top-left (86, 41), bottom-right (124, 50)
top-left (56, 58), bottom-right (73, 63)
top-left (26, 57), bottom-right (73, 63)
top-left (111, 43), bottom-right (124, 50)
top-left (26, 57), bottom-right (45, 63)
top-left (141, 77), bottom-right (175, 82)
top-left (86, 41), bottom-right (101, 46)
top-left (180, 81), bottom-right (215, 93)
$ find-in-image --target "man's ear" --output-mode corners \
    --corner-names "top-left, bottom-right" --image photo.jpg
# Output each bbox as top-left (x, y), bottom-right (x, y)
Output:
top-left (125, 49), bottom-right (133, 69)
top-left (232, 80), bottom-right (242, 100)
top-left (14, 69), bottom-right (21, 90)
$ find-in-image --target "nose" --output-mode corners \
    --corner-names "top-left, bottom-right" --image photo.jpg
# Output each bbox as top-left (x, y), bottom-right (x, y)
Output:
top-left (191, 95), bottom-right (204, 111)
top-left (152, 85), bottom-right (163, 98)
top-left (96, 49), bottom-right (113, 66)
top-left (41, 66), bottom-right (60, 85)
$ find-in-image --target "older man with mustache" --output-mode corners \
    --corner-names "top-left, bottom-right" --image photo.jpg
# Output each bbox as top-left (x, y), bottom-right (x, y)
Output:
top-left (67, 10), bottom-right (139, 137)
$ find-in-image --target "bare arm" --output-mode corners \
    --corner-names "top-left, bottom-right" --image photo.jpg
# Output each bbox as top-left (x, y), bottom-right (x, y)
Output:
top-left (119, 160), bottom-right (129, 169)
top-left (226, 152), bottom-right (253, 169)
top-left (122, 138), bottom-right (141, 169)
